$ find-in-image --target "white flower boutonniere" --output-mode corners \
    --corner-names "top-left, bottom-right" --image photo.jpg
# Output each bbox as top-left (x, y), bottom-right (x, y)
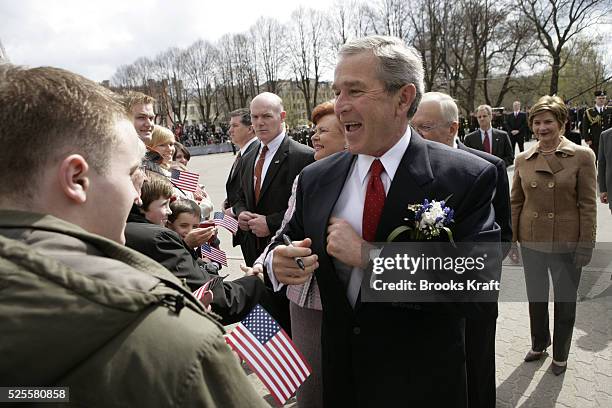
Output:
top-left (387, 198), bottom-right (455, 244)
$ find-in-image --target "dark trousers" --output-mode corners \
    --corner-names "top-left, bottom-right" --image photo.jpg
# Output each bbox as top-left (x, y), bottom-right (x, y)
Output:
top-left (522, 248), bottom-right (582, 362)
top-left (510, 133), bottom-right (524, 153)
top-left (465, 316), bottom-right (497, 408)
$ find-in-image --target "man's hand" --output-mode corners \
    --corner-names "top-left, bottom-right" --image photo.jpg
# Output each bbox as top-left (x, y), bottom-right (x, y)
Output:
top-left (511, 130), bottom-right (519, 135)
top-left (600, 192), bottom-right (608, 204)
top-left (272, 238), bottom-right (318, 285)
top-left (327, 217), bottom-right (366, 268)
top-left (248, 214), bottom-right (270, 237)
top-left (586, 140), bottom-right (593, 146)
top-left (184, 226), bottom-right (217, 248)
top-left (238, 211), bottom-right (256, 231)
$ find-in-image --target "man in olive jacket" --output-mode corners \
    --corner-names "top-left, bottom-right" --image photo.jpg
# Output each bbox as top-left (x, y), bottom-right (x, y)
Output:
top-left (0, 64), bottom-right (266, 407)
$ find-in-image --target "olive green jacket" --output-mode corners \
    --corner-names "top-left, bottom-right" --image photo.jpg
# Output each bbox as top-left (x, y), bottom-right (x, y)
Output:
top-left (0, 210), bottom-right (266, 407)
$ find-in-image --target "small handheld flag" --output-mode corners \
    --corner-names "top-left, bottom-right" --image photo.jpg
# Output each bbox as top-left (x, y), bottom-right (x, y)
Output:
top-left (225, 305), bottom-right (311, 406)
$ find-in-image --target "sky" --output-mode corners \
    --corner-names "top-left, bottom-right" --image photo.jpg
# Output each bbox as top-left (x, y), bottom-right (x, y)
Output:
top-left (0, 0), bottom-right (331, 82)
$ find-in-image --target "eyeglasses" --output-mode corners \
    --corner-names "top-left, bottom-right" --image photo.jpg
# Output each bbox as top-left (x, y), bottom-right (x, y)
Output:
top-left (411, 122), bottom-right (450, 134)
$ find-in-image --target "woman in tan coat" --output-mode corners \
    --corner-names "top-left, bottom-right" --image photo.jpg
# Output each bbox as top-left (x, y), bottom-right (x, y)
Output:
top-left (509, 95), bottom-right (597, 375)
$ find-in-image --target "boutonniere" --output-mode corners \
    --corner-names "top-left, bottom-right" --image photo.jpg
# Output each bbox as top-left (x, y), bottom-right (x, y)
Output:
top-left (387, 197), bottom-right (455, 244)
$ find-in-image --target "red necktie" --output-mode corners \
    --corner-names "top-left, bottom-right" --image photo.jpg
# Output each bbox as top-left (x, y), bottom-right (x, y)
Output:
top-left (254, 145), bottom-right (268, 203)
top-left (483, 131), bottom-right (491, 154)
top-left (362, 159), bottom-right (386, 242)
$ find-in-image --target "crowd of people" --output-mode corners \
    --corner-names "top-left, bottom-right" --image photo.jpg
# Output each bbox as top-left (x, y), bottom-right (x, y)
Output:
top-left (1, 34), bottom-right (611, 408)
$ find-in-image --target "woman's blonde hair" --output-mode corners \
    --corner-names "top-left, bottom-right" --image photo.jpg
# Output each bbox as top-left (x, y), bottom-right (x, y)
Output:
top-left (529, 95), bottom-right (568, 131)
top-left (148, 125), bottom-right (175, 148)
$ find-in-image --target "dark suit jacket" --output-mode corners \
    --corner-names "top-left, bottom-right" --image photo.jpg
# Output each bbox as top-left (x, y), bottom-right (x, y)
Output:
top-left (271, 131), bottom-right (501, 407)
top-left (225, 138), bottom-right (259, 210)
top-left (464, 128), bottom-right (514, 167)
top-left (458, 141), bottom-right (512, 254)
top-left (234, 135), bottom-right (314, 266)
top-left (225, 139), bottom-right (259, 247)
top-left (124, 211), bottom-right (267, 324)
top-left (505, 111), bottom-right (529, 140)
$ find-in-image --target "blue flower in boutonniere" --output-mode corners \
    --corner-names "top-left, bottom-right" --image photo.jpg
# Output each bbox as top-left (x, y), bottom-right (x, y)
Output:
top-left (387, 197), bottom-right (455, 244)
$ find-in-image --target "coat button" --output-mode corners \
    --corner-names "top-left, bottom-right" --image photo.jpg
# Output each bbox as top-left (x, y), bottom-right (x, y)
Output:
top-left (533, 212), bottom-right (539, 218)
top-left (353, 327), bottom-right (361, 335)
top-left (547, 212), bottom-right (554, 218)
top-left (548, 182), bottom-right (555, 188)
top-left (531, 181), bottom-right (537, 188)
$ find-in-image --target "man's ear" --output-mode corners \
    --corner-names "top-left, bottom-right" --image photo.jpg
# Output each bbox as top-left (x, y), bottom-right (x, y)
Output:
top-left (280, 110), bottom-right (287, 121)
top-left (397, 83), bottom-right (416, 116)
top-left (58, 154), bottom-right (90, 204)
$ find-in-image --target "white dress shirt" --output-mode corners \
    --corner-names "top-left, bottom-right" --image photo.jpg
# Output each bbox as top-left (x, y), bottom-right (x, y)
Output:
top-left (239, 137), bottom-right (258, 156)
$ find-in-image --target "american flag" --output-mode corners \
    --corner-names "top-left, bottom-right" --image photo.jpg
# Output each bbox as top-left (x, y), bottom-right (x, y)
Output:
top-left (213, 211), bottom-right (239, 234)
top-left (201, 243), bottom-right (227, 266)
top-left (170, 168), bottom-right (199, 193)
top-left (225, 305), bottom-right (311, 406)
top-left (192, 280), bottom-right (213, 312)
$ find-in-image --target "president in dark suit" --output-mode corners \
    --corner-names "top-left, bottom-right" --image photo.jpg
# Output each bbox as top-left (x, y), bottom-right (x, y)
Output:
top-left (465, 104), bottom-right (515, 167)
top-left (267, 36), bottom-right (501, 407)
top-left (235, 92), bottom-right (314, 330)
top-left (223, 108), bottom-right (259, 248)
top-left (505, 101), bottom-right (529, 153)
top-left (412, 91), bottom-right (511, 408)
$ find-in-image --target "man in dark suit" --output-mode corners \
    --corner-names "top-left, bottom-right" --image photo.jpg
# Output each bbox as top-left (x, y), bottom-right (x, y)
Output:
top-left (504, 101), bottom-right (529, 153)
top-left (223, 108), bottom-right (259, 248)
top-left (581, 90), bottom-right (612, 160)
top-left (412, 91), bottom-right (511, 408)
top-left (234, 92), bottom-right (314, 330)
top-left (465, 104), bottom-right (515, 167)
top-left (267, 36), bottom-right (501, 407)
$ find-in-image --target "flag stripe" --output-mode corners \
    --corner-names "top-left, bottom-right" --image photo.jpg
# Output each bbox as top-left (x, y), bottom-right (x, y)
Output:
top-left (226, 332), bottom-right (285, 402)
top-left (271, 334), bottom-right (309, 381)
top-left (224, 335), bottom-right (286, 406)
top-left (235, 326), bottom-right (293, 400)
top-left (277, 330), bottom-right (312, 377)
top-left (230, 327), bottom-right (291, 402)
top-left (267, 336), bottom-right (303, 388)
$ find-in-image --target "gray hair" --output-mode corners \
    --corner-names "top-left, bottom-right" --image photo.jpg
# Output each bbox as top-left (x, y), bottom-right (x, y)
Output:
top-left (339, 35), bottom-right (424, 119)
top-left (476, 104), bottom-right (492, 116)
top-left (230, 108), bottom-right (252, 127)
top-left (421, 92), bottom-right (459, 123)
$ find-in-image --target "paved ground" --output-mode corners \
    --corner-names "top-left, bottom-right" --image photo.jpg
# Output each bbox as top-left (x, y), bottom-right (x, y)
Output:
top-left (190, 140), bottom-right (612, 407)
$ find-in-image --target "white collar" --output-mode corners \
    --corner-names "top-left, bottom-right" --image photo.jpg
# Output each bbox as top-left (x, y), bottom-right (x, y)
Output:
top-left (260, 131), bottom-right (285, 152)
top-left (356, 127), bottom-right (411, 186)
top-left (240, 137), bottom-right (258, 155)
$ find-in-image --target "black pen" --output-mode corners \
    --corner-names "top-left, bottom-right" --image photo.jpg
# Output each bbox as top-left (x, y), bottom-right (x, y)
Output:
top-left (282, 234), bottom-right (305, 270)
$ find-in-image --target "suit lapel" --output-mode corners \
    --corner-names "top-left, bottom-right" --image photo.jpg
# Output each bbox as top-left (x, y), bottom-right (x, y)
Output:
top-left (259, 136), bottom-right (289, 200)
top-left (309, 152), bottom-right (355, 251)
top-left (376, 132), bottom-right (434, 242)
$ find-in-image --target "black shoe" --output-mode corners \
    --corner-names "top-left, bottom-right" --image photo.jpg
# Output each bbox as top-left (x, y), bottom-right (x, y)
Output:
top-left (524, 350), bottom-right (545, 362)
top-left (551, 362), bottom-right (567, 376)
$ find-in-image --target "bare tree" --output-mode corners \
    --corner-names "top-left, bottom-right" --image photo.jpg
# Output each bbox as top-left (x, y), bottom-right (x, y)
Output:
top-left (251, 17), bottom-right (286, 93)
top-left (183, 39), bottom-right (218, 125)
top-left (151, 48), bottom-right (190, 126)
top-left (479, 8), bottom-right (540, 107)
top-left (287, 7), bottom-right (328, 120)
top-left (518, 0), bottom-right (608, 95)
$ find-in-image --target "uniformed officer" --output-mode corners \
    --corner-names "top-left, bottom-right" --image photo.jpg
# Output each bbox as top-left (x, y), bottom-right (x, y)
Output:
top-left (581, 90), bottom-right (612, 159)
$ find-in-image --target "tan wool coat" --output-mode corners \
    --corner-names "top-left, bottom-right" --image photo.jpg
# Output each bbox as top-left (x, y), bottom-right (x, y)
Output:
top-left (511, 136), bottom-right (597, 252)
